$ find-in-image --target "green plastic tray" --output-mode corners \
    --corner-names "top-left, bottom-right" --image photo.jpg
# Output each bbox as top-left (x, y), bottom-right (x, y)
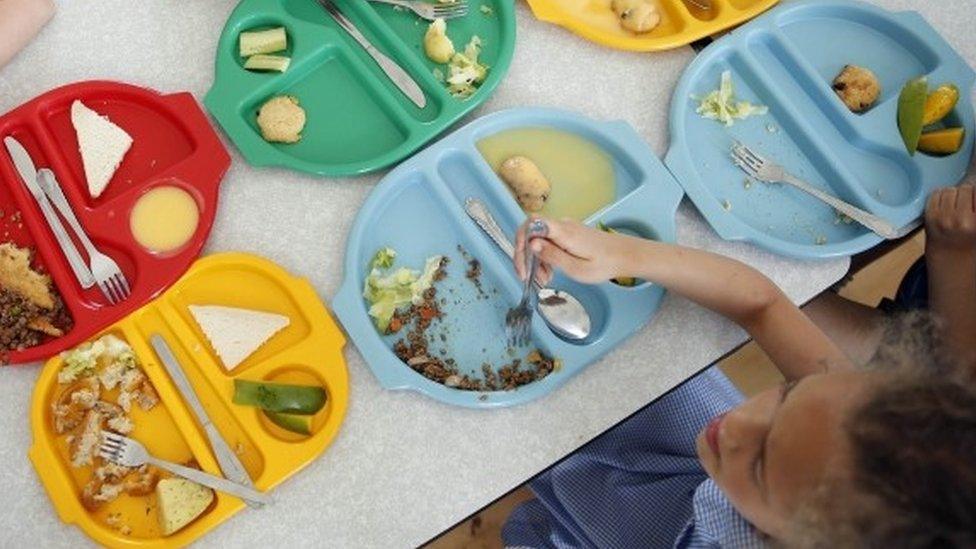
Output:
top-left (205, 0), bottom-right (515, 177)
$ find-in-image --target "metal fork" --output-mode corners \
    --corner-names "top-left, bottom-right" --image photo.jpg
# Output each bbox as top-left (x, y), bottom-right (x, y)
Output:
top-left (98, 432), bottom-right (273, 506)
top-left (730, 141), bottom-right (898, 239)
top-left (366, 0), bottom-right (469, 20)
top-left (505, 219), bottom-right (547, 347)
top-left (37, 169), bottom-right (131, 304)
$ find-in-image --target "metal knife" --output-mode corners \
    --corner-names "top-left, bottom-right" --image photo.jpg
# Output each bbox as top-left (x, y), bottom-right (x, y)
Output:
top-left (316, 0), bottom-right (427, 109)
top-left (3, 137), bottom-right (96, 289)
top-left (150, 334), bottom-right (264, 509)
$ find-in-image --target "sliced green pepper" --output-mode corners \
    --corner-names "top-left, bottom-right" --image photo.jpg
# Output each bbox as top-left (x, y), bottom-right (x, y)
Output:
top-left (233, 380), bottom-right (326, 415)
top-left (898, 76), bottom-right (928, 155)
top-left (264, 411), bottom-right (312, 435)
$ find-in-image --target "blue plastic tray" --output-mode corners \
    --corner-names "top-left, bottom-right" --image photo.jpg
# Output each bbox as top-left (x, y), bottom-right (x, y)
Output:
top-left (665, 0), bottom-right (975, 259)
top-left (333, 108), bottom-right (684, 407)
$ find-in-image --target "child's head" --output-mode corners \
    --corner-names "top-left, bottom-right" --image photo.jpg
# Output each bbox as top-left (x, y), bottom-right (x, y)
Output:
top-left (696, 314), bottom-right (976, 546)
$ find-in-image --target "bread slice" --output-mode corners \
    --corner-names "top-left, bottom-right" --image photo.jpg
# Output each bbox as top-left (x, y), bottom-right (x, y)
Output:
top-left (188, 305), bottom-right (290, 371)
top-left (155, 478), bottom-right (213, 536)
top-left (70, 100), bottom-right (132, 199)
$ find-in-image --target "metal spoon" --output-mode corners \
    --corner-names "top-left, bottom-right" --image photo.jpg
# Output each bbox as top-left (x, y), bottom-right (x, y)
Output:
top-left (465, 198), bottom-right (592, 341)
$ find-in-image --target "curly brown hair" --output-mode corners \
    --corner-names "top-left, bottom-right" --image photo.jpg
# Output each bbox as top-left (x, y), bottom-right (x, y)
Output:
top-left (795, 313), bottom-right (976, 548)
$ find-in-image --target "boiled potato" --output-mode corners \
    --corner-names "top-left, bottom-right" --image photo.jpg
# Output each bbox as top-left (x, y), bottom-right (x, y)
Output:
top-left (611, 0), bottom-right (660, 34)
top-left (499, 156), bottom-right (551, 212)
top-left (424, 18), bottom-right (454, 64)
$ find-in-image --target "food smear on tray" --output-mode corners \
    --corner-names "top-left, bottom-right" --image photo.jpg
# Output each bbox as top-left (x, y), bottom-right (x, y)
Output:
top-left (256, 95), bottom-right (306, 144)
top-left (0, 242), bottom-right (72, 356)
top-left (189, 304), bottom-right (290, 371)
top-left (239, 26), bottom-right (290, 73)
top-left (831, 64), bottom-right (880, 113)
top-left (364, 247), bottom-right (559, 391)
top-left (233, 379), bottom-right (327, 436)
top-left (897, 76), bottom-right (965, 156)
top-left (71, 100), bottom-right (133, 199)
top-left (478, 127), bottom-right (616, 220)
top-left (129, 186), bottom-right (200, 253)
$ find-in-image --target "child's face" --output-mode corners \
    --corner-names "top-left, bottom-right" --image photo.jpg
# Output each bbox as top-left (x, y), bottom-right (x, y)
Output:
top-left (695, 370), bottom-right (877, 540)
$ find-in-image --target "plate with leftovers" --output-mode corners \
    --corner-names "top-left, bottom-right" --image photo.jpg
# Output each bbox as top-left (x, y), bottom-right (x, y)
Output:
top-left (665, 0), bottom-right (975, 259)
top-left (525, 0), bottom-right (779, 52)
top-left (0, 81), bottom-right (230, 364)
top-left (333, 108), bottom-right (684, 408)
top-left (205, 0), bottom-right (515, 176)
top-left (28, 253), bottom-right (349, 547)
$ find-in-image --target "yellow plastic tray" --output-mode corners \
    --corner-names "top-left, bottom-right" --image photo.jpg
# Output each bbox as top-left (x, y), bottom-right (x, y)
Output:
top-left (28, 253), bottom-right (349, 548)
top-left (526, 0), bottom-right (779, 51)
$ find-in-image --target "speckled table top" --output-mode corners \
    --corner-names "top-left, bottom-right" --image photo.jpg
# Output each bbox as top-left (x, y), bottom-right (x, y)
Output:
top-left (1, 0), bottom-right (972, 547)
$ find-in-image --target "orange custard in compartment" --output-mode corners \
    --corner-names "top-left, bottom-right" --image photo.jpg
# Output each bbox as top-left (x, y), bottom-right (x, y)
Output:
top-left (130, 186), bottom-right (199, 253)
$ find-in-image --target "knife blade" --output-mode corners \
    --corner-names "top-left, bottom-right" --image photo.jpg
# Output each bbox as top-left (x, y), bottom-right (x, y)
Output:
top-left (316, 0), bottom-right (427, 109)
top-left (3, 137), bottom-right (96, 289)
top-left (149, 334), bottom-right (263, 509)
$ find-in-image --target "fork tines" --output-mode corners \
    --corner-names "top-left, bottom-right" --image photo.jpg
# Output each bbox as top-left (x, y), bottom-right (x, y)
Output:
top-left (98, 432), bottom-right (125, 462)
top-left (730, 140), bottom-right (764, 179)
top-left (433, 1), bottom-right (468, 18)
top-left (99, 274), bottom-right (131, 305)
top-left (505, 309), bottom-right (531, 348)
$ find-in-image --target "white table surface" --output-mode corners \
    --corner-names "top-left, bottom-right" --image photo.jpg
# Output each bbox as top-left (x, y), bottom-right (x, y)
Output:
top-left (1, 0), bottom-right (972, 547)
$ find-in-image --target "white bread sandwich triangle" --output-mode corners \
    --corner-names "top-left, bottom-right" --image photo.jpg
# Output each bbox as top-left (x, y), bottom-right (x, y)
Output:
top-left (188, 305), bottom-right (290, 371)
top-left (70, 100), bottom-right (133, 199)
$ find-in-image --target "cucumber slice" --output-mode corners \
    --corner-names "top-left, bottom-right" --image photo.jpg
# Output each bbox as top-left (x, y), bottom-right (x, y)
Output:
top-left (240, 27), bottom-right (287, 57)
top-left (897, 76), bottom-right (928, 156)
top-left (244, 54), bottom-right (291, 73)
top-left (233, 380), bottom-right (326, 415)
top-left (264, 411), bottom-right (312, 435)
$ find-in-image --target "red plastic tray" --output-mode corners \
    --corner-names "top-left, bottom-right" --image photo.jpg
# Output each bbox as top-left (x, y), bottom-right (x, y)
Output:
top-left (0, 81), bottom-right (230, 365)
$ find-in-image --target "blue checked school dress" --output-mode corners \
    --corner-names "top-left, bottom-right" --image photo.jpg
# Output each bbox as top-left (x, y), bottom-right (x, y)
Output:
top-left (503, 367), bottom-right (767, 548)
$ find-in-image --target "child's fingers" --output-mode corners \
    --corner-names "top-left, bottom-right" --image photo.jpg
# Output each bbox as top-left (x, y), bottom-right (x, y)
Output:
top-left (958, 184), bottom-right (976, 213)
top-left (513, 223), bottom-right (528, 280)
top-left (940, 186), bottom-right (958, 211)
top-left (926, 189), bottom-right (942, 218)
top-left (535, 239), bottom-right (586, 279)
top-left (536, 263), bottom-right (553, 287)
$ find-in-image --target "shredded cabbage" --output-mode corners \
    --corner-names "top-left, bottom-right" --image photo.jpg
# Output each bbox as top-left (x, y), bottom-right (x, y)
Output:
top-left (447, 36), bottom-right (488, 99)
top-left (58, 340), bottom-right (105, 383)
top-left (694, 70), bottom-right (768, 126)
top-left (371, 247), bottom-right (397, 270)
top-left (364, 251), bottom-right (444, 332)
top-left (99, 334), bottom-right (137, 369)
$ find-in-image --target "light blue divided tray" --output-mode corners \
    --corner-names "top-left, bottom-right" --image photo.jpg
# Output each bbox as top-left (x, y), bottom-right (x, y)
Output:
top-left (666, 0), bottom-right (975, 259)
top-left (333, 108), bottom-right (684, 407)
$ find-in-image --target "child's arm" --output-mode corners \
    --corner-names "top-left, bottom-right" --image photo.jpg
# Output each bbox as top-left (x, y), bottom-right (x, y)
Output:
top-left (925, 184), bottom-right (976, 369)
top-left (514, 219), bottom-right (852, 380)
top-left (0, 0), bottom-right (55, 69)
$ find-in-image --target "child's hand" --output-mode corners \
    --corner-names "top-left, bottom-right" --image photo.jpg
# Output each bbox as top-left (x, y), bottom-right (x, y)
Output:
top-left (512, 217), bottom-right (633, 286)
top-left (925, 184), bottom-right (976, 255)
